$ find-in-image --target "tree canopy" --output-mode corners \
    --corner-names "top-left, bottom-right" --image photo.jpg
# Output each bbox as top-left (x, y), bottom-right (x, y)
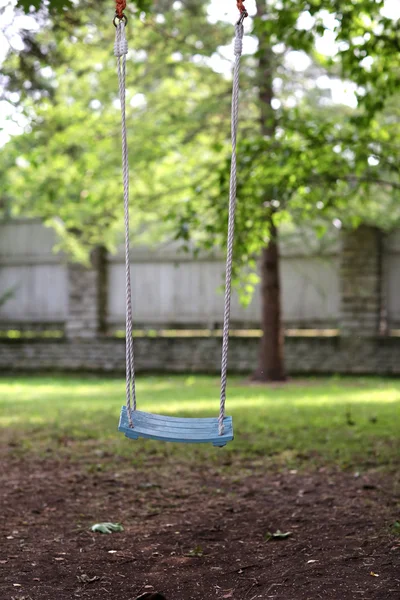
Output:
top-left (2, 0), bottom-right (399, 261)
top-left (1, 1), bottom-right (233, 258)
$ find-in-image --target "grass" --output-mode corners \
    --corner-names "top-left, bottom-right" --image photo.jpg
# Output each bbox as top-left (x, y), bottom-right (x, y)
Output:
top-left (0, 374), bottom-right (399, 471)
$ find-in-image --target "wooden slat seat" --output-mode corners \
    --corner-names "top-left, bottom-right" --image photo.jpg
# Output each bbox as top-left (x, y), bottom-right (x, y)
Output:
top-left (118, 407), bottom-right (234, 446)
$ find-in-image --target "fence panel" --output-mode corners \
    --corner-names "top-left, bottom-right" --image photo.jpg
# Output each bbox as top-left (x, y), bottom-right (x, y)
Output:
top-left (0, 220), bottom-right (67, 326)
top-left (0, 219), bottom-right (350, 330)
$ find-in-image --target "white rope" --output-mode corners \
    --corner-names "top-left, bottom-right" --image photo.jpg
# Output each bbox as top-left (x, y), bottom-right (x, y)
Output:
top-left (218, 21), bottom-right (244, 436)
top-left (115, 20), bottom-right (136, 427)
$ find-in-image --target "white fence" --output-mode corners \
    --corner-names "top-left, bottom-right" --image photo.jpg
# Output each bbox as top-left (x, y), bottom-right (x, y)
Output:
top-left (0, 221), bottom-right (67, 326)
top-left (107, 245), bottom-right (340, 329)
top-left (1, 219), bottom-right (398, 330)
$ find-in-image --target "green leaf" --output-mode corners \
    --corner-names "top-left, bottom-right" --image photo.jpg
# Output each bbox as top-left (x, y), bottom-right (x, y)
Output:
top-left (390, 521), bottom-right (400, 536)
top-left (265, 530), bottom-right (292, 542)
top-left (186, 545), bottom-right (204, 557)
top-left (315, 224), bottom-right (328, 239)
top-left (90, 522), bottom-right (124, 534)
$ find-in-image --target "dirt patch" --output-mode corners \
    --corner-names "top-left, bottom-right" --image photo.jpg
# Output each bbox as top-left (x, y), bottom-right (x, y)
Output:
top-left (0, 455), bottom-right (399, 600)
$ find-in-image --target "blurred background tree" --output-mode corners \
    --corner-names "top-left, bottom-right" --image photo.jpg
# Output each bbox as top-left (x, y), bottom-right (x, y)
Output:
top-left (1, 1), bottom-right (232, 257)
top-left (1, 0), bottom-right (399, 379)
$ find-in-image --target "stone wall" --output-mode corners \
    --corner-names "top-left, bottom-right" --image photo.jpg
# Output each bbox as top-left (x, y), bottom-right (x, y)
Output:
top-left (339, 226), bottom-right (384, 336)
top-left (0, 335), bottom-right (399, 375)
top-left (65, 248), bottom-right (107, 339)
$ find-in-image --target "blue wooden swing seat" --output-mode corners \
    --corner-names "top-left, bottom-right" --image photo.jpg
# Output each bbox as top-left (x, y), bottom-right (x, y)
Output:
top-left (118, 406), bottom-right (234, 446)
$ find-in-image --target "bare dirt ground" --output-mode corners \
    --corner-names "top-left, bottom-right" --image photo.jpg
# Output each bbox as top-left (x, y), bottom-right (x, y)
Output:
top-left (1, 455), bottom-right (399, 600)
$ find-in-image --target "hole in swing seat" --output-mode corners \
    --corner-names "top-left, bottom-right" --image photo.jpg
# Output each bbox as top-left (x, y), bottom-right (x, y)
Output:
top-left (118, 406), bottom-right (234, 446)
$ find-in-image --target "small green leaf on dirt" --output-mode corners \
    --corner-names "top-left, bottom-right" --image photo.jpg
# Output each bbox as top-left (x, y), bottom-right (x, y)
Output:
top-left (77, 574), bottom-right (100, 583)
top-left (186, 545), bottom-right (204, 557)
top-left (138, 482), bottom-right (162, 489)
top-left (90, 522), bottom-right (124, 534)
top-left (390, 521), bottom-right (400, 536)
top-left (265, 530), bottom-right (292, 542)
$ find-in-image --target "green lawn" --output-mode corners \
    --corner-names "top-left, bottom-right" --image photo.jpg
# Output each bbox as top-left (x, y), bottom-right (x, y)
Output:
top-left (0, 375), bottom-right (399, 471)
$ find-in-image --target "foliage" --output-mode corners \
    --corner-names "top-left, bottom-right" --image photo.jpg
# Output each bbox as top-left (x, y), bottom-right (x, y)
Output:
top-left (167, 0), bottom-right (400, 298)
top-left (171, 103), bottom-right (400, 293)
top-left (1, 2), bottom-right (232, 258)
top-left (0, 287), bottom-right (16, 308)
top-left (251, 0), bottom-right (399, 115)
top-left (2, 0), bottom-right (399, 273)
top-left (16, 0), bottom-right (151, 16)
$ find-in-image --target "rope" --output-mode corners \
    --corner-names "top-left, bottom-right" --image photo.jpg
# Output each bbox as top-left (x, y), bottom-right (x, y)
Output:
top-left (115, 20), bottom-right (136, 428)
top-left (115, 0), bottom-right (126, 20)
top-left (218, 19), bottom-right (245, 436)
top-left (236, 0), bottom-right (248, 17)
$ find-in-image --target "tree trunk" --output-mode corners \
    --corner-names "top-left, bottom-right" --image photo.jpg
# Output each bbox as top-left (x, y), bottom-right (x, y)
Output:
top-left (253, 216), bottom-right (286, 381)
top-left (252, 0), bottom-right (286, 381)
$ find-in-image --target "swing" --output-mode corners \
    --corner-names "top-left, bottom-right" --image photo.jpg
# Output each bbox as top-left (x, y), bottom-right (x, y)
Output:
top-left (113, 0), bottom-right (248, 446)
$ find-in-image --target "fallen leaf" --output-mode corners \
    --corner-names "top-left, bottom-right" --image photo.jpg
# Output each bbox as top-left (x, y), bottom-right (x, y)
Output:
top-left (13, 584), bottom-right (21, 587)
top-left (91, 523), bottom-right (124, 534)
top-left (265, 530), bottom-right (292, 541)
top-left (370, 571), bottom-right (379, 577)
top-left (138, 482), bottom-right (161, 489)
top-left (77, 574), bottom-right (100, 583)
top-left (390, 521), bottom-right (400, 536)
top-left (307, 560), bottom-right (318, 564)
top-left (186, 545), bottom-right (203, 557)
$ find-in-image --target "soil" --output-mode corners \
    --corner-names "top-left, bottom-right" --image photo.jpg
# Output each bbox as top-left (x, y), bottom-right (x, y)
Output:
top-left (0, 455), bottom-right (399, 600)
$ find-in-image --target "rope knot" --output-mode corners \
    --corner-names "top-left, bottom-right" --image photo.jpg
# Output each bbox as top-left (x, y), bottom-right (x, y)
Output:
top-left (236, 0), bottom-right (247, 16)
top-left (115, 0), bottom-right (126, 20)
top-left (114, 21), bottom-right (128, 57)
top-left (234, 23), bottom-right (244, 56)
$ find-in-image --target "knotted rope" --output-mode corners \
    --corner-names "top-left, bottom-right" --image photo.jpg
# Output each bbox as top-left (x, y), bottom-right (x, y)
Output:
top-left (115, 20), bottom-right (136, 428)
top-left (218, 18), bottom-right (245, 436)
